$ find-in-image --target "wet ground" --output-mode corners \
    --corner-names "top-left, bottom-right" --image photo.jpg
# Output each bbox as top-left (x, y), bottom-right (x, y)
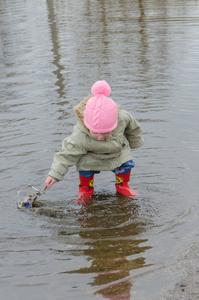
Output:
top-left (1, 0), bottom-right (199, 299)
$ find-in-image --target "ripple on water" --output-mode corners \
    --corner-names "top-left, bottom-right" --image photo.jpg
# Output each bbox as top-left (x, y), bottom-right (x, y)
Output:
top-left (24, 193), bottom-right (152, 297)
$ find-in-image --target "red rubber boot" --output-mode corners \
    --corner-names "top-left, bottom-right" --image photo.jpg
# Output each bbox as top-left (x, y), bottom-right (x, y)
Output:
top-left (115, 172), bottom-right (139, 198)
top-left (77, 175), bottom-right (94, 205)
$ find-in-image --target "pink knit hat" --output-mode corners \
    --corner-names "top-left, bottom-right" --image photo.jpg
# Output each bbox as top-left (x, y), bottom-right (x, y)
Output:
top-left (84, 80), bottom-right (118, 133)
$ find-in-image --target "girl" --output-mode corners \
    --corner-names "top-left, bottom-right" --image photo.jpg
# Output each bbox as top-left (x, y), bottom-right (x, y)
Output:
top-left (45, 80), bottom-right (144, 204)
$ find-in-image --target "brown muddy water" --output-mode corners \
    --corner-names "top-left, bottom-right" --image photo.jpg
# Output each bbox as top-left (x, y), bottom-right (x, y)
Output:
top-left (1, 0), bottom-right (199, 299)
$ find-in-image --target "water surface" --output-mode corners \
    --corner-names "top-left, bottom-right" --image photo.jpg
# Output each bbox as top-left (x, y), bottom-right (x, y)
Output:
top-left (1, 0), bottom-right (199, 299)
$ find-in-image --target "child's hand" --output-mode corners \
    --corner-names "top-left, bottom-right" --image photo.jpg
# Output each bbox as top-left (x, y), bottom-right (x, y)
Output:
top-left (45, 176), bottom-right (57, 188)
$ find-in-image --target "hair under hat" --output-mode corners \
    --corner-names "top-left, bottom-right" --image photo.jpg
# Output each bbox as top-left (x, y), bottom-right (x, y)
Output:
top-left (84, 81), bottom-right (118, 133)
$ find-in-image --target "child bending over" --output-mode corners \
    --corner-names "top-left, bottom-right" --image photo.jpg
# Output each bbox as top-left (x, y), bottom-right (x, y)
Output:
top-left (45, 80), bottom-right (144, 204)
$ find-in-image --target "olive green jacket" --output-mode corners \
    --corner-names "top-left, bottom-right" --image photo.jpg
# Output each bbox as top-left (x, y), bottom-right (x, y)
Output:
top-left (48, 109), bottom-right (144, 181)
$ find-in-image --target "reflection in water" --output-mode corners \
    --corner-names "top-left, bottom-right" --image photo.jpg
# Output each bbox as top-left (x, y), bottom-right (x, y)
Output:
top-left (48, 195), bottom-right (152, 299)
top-left (46, 0), bottom-right (65, 98)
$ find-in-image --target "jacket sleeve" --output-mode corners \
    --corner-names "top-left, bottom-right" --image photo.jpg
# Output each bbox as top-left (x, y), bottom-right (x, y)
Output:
top-left (124, 111), bottom-right (144, 149)
top-left (48, 136), bottom-right (87, 181)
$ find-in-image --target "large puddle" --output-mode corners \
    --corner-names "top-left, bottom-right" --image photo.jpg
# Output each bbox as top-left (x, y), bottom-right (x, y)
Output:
top-left (1, 0), bottom-right (199, 299)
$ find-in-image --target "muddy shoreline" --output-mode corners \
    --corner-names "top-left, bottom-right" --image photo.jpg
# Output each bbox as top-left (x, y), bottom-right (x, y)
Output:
top-left (165, 242), bottom-right (199, 299)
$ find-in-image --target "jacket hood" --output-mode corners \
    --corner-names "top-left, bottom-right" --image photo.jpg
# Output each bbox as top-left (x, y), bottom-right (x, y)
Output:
top-left (74, 95), bottom-right (93, 126)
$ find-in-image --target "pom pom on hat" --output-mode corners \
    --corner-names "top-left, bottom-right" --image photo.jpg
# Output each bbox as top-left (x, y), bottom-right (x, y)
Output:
top-left (91, 80), bottom-right (111, 96)
top-left (84, 81), bottom-right (118, 133)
